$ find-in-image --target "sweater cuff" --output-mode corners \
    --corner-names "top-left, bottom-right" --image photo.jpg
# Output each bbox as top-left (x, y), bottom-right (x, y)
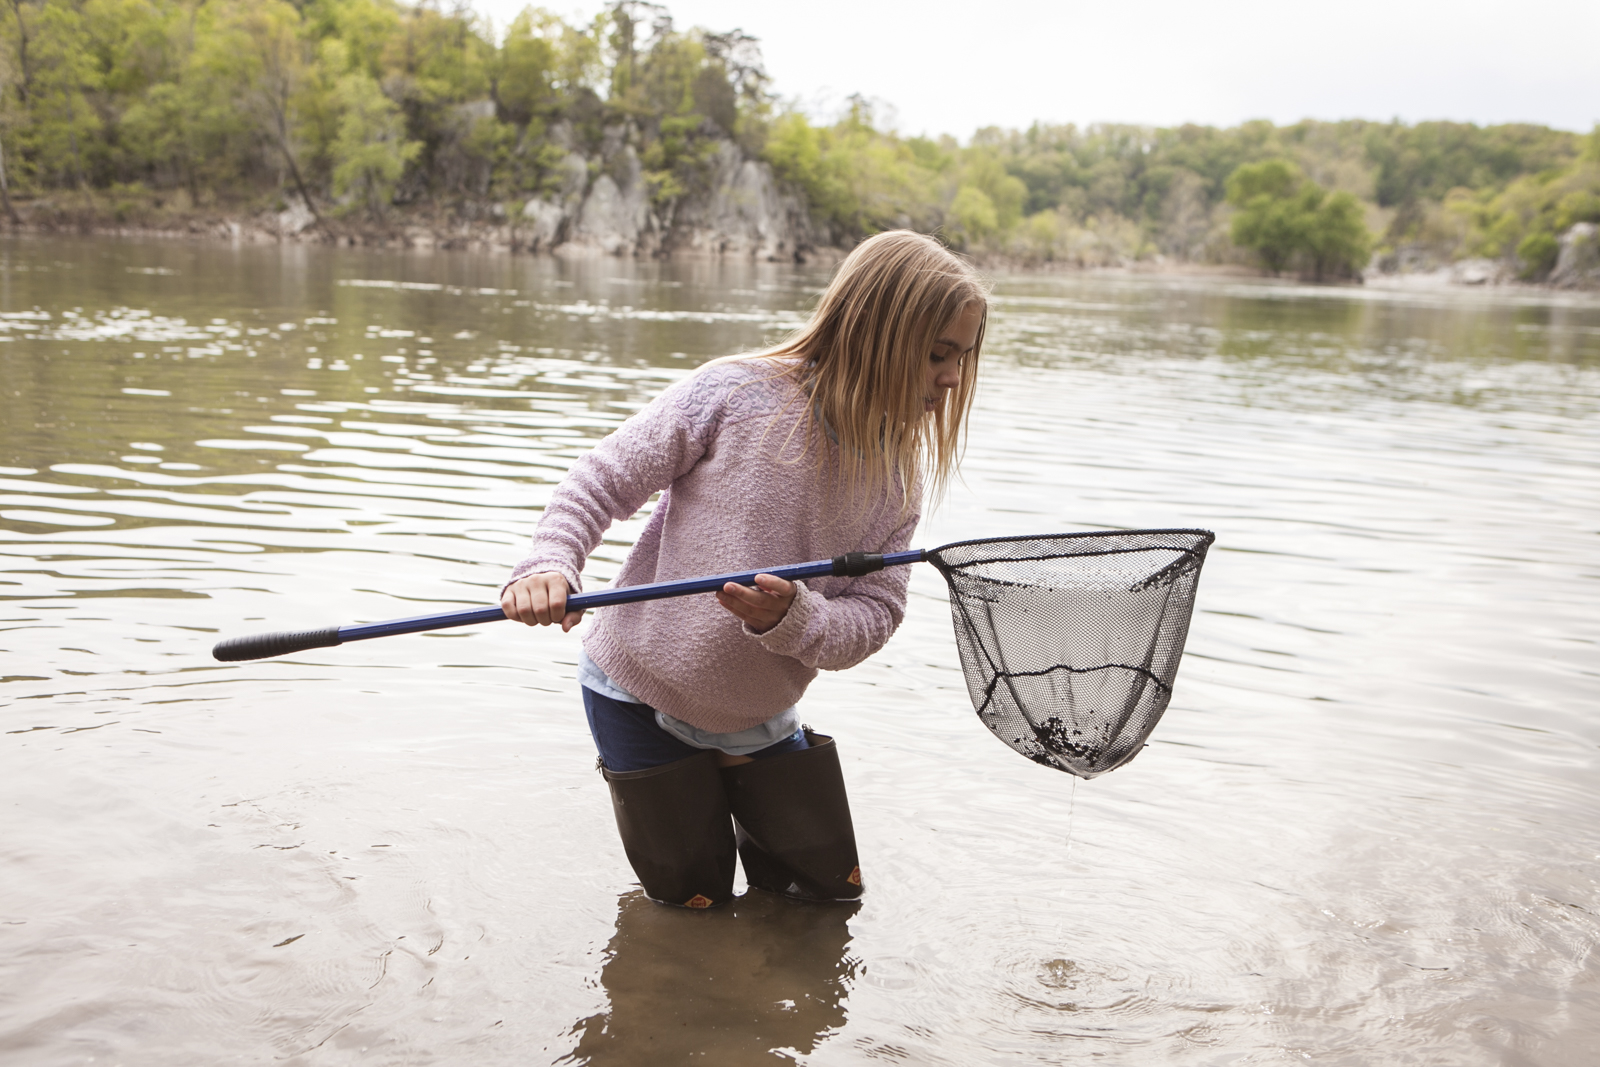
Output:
top-left (745, 578), bottom-right (819, 655)
top-left (502, 557), bottom-right (584, 598)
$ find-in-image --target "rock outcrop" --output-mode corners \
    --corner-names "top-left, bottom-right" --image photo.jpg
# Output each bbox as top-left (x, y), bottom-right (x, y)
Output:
top-left (520, 125), bottom-right (820, 260)
top-left (1368, 232), bottom-right (1600, 291)
top-left (568, 145), bottom-right (654, 256)
top-left (274, 199), bottom-right (317, 237)
top-left (1549, 222), bottom-right (1600, 289)
top-left (6, 122), bottom-right (828, 260)
top-left (1449, 257), bottom-right (1510, 286)
top-left (520, 150), bottom-right (589, 251)
top-left (666, 141), bottom-right (817, 259)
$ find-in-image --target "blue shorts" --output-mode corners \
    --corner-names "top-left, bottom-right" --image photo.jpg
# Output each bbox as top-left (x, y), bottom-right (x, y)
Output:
top-left (582, 687), bottom-right (810, 773)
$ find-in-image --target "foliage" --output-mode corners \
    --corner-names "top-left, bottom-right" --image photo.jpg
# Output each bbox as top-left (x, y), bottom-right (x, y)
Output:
top-left (763, 97), bottom-right (945, 237)
top-left (0, 0), bottom-right (1586, 279)
top-left (330, 67), bottom-right (419, 213)
top-left (1224, 159), bottom-right (1303, 272)
top-left (0, 0), bottom-right (767, 219)
top-left (1224, 159), bottom-right (1371, 279)
top-left (1365, 121), bottom-right (1577, 208)
top-left (1439, 134), bottom-right (1600, 280)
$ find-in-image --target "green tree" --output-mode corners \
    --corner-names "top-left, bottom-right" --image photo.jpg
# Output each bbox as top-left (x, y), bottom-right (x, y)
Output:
top-left (20, 0), bottom-right (100, 190)
top-left (957, 148), bottom-right (1025, 237)
top-left (303, 0), bottom-right (399, 84)
top-left (1516, 231), bottom-right (1560, 278)
top-left (1303, 190), bottom-right (1371, 281)
top-left (1446, 131), bottom-right (1600, 279)
top-left (1226, 159), bottom-right (1306, 273)
top-left (1227, 159), bottom-right (1369, 279)
top-left (193, 0), bottom-right (325, 225)
top-left (497, 8), bottom-right (558, 126)
top-left (949, 184), bottom-right (997, 242)
top-left (330, 68), bottom-right (419, 213)
top-left (764, 98), bottom-right (943, 240)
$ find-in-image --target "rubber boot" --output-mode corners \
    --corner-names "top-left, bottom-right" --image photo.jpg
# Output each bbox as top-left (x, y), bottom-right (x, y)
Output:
top-left (721, 731), bottom-right (864, 902)
top-left (601, 750), bottom-right (737, 908)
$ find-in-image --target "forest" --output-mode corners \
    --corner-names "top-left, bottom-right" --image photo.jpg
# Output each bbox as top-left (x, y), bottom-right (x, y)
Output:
top-left (1, 0), bottom-right (1596, 280)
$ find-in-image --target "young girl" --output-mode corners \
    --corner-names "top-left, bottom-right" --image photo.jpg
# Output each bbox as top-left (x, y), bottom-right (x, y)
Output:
top-left (502, 230), bottom-right (987, 908)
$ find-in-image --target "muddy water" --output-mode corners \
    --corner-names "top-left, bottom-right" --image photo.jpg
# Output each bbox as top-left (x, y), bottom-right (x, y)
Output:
top-left (1, 236), bottom-right (1597, 1065)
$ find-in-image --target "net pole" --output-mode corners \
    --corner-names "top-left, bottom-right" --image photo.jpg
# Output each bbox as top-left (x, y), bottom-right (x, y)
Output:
top-left (214, 549), bottom-right (929, 661)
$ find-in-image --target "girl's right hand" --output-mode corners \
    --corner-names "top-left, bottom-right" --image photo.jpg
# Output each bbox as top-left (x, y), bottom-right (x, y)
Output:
top-left (501, 571), bottom-right (585, 631)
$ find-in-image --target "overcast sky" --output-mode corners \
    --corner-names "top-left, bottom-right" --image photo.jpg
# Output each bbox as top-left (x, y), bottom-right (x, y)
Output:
top-left (468, 0), bottom-right (1599, 138)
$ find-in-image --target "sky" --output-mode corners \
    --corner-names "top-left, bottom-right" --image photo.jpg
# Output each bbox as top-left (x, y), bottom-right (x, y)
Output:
top-left (468, 0), bottom-right (1600, 138)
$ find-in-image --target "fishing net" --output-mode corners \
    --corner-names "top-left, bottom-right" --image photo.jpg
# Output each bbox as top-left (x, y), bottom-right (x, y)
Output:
top-left (927, 529), bottom-right (1214, 779)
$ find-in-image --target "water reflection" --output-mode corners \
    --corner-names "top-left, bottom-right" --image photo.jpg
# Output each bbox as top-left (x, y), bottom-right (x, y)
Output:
top-left (567, 892), bottom-right (857, 1064)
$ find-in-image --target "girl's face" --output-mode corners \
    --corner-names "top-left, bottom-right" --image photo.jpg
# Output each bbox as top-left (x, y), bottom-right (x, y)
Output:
top-left (923, 302), bottom-right (982, 413)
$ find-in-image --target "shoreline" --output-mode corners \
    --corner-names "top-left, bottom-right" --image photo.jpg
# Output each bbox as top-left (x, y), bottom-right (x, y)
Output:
top-left (1, 204), bottom-right (1591, 296)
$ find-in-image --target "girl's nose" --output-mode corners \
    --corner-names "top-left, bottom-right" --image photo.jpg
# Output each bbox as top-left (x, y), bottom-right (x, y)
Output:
top-left (936, 364), bottom-right (962, 389)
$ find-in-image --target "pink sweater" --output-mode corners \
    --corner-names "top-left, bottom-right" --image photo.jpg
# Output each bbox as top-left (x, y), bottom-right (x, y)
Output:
top-left (507, 358), bottom-right (920, 733)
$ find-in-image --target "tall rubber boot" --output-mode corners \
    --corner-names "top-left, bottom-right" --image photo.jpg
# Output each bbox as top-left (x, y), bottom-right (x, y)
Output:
top-left (721, 732), bottom-right (864, 902)
top-left (601, 750), bottom-right (736, 908)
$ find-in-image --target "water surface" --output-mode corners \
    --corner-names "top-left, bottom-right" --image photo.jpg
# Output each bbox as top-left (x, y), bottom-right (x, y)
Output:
top-left (2, 237), bottom-right (1597, 1065)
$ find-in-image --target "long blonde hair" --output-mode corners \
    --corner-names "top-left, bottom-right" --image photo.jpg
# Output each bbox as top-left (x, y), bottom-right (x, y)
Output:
top-left (736, 231), bottom-right (988, 511)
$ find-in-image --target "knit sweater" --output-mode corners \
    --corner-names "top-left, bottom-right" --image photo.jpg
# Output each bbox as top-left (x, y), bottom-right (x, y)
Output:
top-left (506, 358), bottom-right (920, 734)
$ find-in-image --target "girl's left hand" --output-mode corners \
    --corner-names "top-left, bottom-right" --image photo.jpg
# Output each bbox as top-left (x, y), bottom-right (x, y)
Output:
top-left (717, 573), bottom-right (797, 634)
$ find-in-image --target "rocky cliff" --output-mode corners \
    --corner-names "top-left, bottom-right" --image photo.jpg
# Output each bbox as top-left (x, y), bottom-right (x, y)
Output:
top-left (1549, 222), bottom-right (1600, 289)
top-left (517, 124), bottom-right (821, 261)
top-left (1367, 221), bottom-right (1600, 291)
top-left (54, 122), bottom-right (834, 261)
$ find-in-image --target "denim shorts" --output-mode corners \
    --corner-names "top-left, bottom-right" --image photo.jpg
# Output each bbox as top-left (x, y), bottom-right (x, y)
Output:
top-left (582, 687), bottom-right (809, 773)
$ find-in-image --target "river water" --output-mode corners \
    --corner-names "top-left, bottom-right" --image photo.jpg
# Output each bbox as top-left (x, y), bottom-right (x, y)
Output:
top-left (1, 236), bottom-right (1596, 1065)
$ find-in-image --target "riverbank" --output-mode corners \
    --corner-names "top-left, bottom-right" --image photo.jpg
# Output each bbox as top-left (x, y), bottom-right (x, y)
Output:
top-left (0, 187), bottom-right (839, 262)
top-left (4, 196), bottom-right (1594, 295)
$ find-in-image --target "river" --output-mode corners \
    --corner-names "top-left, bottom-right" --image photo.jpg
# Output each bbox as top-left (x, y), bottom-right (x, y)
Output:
top-left (1, 236), bottom-right (1597, 1065)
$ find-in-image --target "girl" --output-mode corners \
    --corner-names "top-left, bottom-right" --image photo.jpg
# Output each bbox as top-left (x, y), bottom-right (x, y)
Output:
top-left (502, 230), bottom-right (987, 908)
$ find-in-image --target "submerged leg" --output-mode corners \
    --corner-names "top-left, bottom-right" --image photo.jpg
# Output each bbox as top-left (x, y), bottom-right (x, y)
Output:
top-left (601, 750), bottom-right (737, 908)
top-left (721, 731), bottom-right (863, 902)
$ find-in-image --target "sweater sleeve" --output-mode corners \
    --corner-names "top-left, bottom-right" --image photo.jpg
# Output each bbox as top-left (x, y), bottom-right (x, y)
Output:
top-left (504, 379), bottom-right (711, 594)
top-left (745, 503), bottom-right (921, 671)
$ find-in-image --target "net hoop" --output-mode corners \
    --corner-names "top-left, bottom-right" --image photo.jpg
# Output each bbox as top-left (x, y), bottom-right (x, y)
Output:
top-left (927, 529), bottom-right (1215, 779)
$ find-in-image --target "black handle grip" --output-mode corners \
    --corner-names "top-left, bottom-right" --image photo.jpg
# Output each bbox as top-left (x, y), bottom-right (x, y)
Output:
top-left (831, 551), bottom-right (885, 577)
top-left (212, 626), bottom-right (343, 662)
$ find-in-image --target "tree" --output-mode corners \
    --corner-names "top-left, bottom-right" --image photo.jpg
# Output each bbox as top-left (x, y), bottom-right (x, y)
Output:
top-left (957, 149), bottom-right (1025, 239)
top-left (949, 184), bottom-right (997, 243)
top-left (1304, 190), bottom-right (1371, 281)
top-left (195, 0), bottom-right (327, 230)
top-left (604, 1), bottom-right (667, 105)
top-left (330, 69), bottom-right (419, 214)
top-left (1226, 159), bottom-right (1305, 273)
top-left (22, 0), bottom-right (100, 190)
top-left (1447, 136), bottom-right (1600, 279)
top-left (1227, 159), bottom-right (1370, 280)
top-left (497, 9), bottom-right (558, 127)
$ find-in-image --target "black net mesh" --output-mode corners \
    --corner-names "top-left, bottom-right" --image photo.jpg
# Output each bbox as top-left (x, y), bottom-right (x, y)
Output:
top-left (927, 530), bottom-right (1215, 779)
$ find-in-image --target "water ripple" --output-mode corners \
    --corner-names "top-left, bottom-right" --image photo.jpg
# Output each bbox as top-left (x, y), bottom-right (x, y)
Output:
top-left (2, 240), bottom-right (1598, 1065)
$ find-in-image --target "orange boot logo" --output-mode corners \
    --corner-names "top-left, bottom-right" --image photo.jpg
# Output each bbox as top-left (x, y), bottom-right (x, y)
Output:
top-left (684, 894), bottom-right (714, 909)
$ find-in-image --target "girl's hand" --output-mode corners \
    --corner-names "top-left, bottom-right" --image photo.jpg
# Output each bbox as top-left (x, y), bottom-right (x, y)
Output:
top-left (717, 573), bottom-right (797, 634)
top-left (501, 571), bottom-right (585, 631)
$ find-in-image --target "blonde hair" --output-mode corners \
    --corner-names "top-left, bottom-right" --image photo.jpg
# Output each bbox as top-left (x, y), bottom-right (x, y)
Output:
top-left (732, 231), bottom-right (988, 511)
